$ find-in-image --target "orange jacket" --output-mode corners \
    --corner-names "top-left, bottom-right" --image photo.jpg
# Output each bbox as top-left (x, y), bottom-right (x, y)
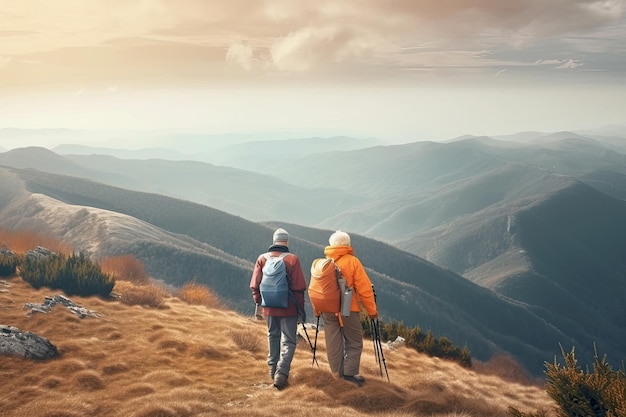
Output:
top-left (323, 245), bottom-right (377, 316)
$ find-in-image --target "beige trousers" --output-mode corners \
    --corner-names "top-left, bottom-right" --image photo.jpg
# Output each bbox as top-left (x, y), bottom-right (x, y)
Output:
top-left (321, 311), bottom-right (363, 377)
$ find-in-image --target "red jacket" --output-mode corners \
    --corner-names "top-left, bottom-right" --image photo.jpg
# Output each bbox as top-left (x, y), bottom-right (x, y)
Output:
top-left (250, 246), bottom-right (306, 317)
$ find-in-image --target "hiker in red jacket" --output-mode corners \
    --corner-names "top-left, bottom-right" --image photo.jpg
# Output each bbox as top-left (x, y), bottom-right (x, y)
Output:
top-left (322, 230), bottom-right (378, 385)
top-left (250, 228), bottom-right (306, 390)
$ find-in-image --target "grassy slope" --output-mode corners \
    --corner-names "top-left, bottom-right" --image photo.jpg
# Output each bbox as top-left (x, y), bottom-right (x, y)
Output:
top-left (0, 276), bottom-right (555, 417)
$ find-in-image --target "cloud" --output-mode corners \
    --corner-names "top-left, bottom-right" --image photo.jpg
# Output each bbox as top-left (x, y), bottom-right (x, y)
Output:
top-left (226, 41), bottom-right (256, 71)
top-left (269, 25), bottom-right (381, 72)
top-left (230, 0), bottom-right (625, 75)
top-left (535, 58), bottom-right (585, 69)
top-left (0, 0), bottom-right (623, 89)
top-left (556, 59), bottom-right (584, 69)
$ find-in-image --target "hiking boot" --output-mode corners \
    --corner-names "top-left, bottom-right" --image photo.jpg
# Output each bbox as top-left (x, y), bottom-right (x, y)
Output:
top-left (269, 366), bottom-right (277, 380)
top-left (273, 372), bottom-right (288, 390)
top-left (342, 375), bottom-right (365, 386)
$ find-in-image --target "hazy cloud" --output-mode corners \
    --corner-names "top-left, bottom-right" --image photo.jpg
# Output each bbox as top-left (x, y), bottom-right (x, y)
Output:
top-left (0, 0), bottom-right (624, 89)
top-left (535, 58), bottom-right (585, 69)
top-left (269, 25), bottom-right (381, 72)
top-left (556, 59), bottom-right (584, 69)
top-left (226, 41), bottom-right (256, 71)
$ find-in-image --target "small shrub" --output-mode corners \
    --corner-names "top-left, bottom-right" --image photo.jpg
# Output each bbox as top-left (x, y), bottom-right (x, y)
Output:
top-left (544, 344), bottom-right (625, 417)
top-left (61, 252), bottom-right (115, 297)
top-left (362, 315), bottom-right (472, 368)
top-left (0, 248), bottom-right (19, 277)
top-left (176, 282), bottom-right (222, 308)
top-left (99, 255), bottom-right (150, 285)
top-left (117, 281), bottom-right (170, 309)
top-left (21, 247), bottom-right (66, 289)
top-left (20, 248), bottom-right (114, 297)
top-left (230, 329), bottom-right (262, 353)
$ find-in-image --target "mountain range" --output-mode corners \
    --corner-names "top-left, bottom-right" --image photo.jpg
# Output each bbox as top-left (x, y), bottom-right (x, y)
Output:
top-left (1, 130), bottom-right (625, 376)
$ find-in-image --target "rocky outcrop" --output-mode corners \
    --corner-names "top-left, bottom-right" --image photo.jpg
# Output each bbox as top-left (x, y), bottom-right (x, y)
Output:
top-left (0, 325), bottom-right (59, 360)
top-left (23, 294), bottom-right (101, 318)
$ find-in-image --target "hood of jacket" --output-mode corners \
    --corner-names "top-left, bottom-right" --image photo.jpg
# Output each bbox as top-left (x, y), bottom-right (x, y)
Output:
top-left (324, 245), bottom-right (354, 260)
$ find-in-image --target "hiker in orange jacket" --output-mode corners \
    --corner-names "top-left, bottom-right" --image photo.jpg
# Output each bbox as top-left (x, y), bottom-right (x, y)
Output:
top-left (322, 230), bottom-right (378, 385)
top-left (250, 228), bottom-right (306, 390)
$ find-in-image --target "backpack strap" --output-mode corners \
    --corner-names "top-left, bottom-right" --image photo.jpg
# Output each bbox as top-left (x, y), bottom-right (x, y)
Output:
top-left (329, 257), bottom-right (343, 286)
top-left (327, 257), bottom-right (346, 327)
top-left (264, 252), bottom-right (290, 262)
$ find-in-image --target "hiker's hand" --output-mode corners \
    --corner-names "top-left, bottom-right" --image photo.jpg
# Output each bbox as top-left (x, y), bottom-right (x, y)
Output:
top-left (255, 303), bottom-right (264, 320)
top-left (298, 311), bottom-right (307, 324)
top-left (369, 313), bottom-right (378, 320)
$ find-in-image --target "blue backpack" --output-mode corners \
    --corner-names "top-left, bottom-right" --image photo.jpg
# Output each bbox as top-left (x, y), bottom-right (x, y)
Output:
top-left (259, 253), bottom-right (290, 308)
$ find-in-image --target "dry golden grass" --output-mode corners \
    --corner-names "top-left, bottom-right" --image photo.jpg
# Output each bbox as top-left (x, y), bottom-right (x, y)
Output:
top-left (0, 229), bottom-right (72, 255)
top-left (99, 255), bottom-right (151, 285)
top-left (113, 280), bottom-right (172, 309)
top-left (175, 282), bottom-right (224, 310)
top-left (0, 275), bottom-right (558, 417)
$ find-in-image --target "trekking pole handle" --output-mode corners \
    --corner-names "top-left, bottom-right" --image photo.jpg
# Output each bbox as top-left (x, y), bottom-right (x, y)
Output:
top-left (254, 303), bottom-right (264, 320)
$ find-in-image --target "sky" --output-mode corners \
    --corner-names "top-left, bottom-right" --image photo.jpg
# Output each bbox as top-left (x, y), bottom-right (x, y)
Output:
top-left (1, 0), bottom-right (625, 148)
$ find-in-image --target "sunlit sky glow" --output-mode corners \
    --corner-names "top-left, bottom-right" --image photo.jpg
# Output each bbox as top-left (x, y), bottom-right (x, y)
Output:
top-left (1, 1), bottom-right (625, 148)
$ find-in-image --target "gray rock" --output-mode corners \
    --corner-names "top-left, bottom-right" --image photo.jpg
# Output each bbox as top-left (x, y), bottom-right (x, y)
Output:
top-left (0, 325), bottom-right (59, 360)
top-left (25, 246), bottom-right (54, 261)
top-left (23, 294), bottom-right (101, 318)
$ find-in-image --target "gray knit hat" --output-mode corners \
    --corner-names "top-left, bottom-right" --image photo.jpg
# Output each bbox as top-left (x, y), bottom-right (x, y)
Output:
top-left (273, 228), bottom-right (289, 244)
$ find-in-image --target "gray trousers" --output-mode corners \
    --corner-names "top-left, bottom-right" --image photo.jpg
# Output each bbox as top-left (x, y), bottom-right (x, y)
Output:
top-left (321, 312), bottom-right (363, 377)
top-left (266, 315), bottom-right (298, 377)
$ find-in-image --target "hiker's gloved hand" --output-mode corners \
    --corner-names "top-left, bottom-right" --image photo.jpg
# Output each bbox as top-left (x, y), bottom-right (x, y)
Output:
top-left (298, 310), bottom-right (307, 324)
top-left (369, 312), bottom-right (378, 320)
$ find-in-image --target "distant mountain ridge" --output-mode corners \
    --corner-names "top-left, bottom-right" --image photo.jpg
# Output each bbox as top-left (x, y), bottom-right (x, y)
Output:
top-left (1, 130), bottom-right (626, 375)
top-left (52, 144), bottom-right (197, 161)
top-left (0, 165), bottom-right (609, 375)
top-left (0, 147), bottom-right (369, 224)
top-left (205, 136), bottom-right (386, 170)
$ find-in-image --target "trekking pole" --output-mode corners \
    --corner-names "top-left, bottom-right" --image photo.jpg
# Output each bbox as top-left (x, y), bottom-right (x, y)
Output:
top-left (374, 319), bottom-right (390, 382)
top-left (372, 318), bottom-right (390, 382)
top-left (312, 316), bottom-right (320, 367)
top-left (370, 318), bottom-right (382, 376)
top-left (301, 322), bottom-right (319, 367)
top-left (369, 285), bottom-right (382, 371)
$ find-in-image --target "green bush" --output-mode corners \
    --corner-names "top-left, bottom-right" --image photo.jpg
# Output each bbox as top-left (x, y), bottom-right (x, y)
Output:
top-left (0, 248), bottom-right (20, 277)
top-left (544, 344), bottom-right (625, 417)
top-left (21, 248), bottom-right (64, 288)
top-left (509, 344), bottom-right (626, 417)
top-left (361, 315), bottom-right (472, 368)
top-left (21, 248), bottom-right (114, 297)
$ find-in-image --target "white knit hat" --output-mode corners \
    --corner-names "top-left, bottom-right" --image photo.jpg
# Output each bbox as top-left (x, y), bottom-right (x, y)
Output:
top-left (329, 230), bottom-right (351, 246)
